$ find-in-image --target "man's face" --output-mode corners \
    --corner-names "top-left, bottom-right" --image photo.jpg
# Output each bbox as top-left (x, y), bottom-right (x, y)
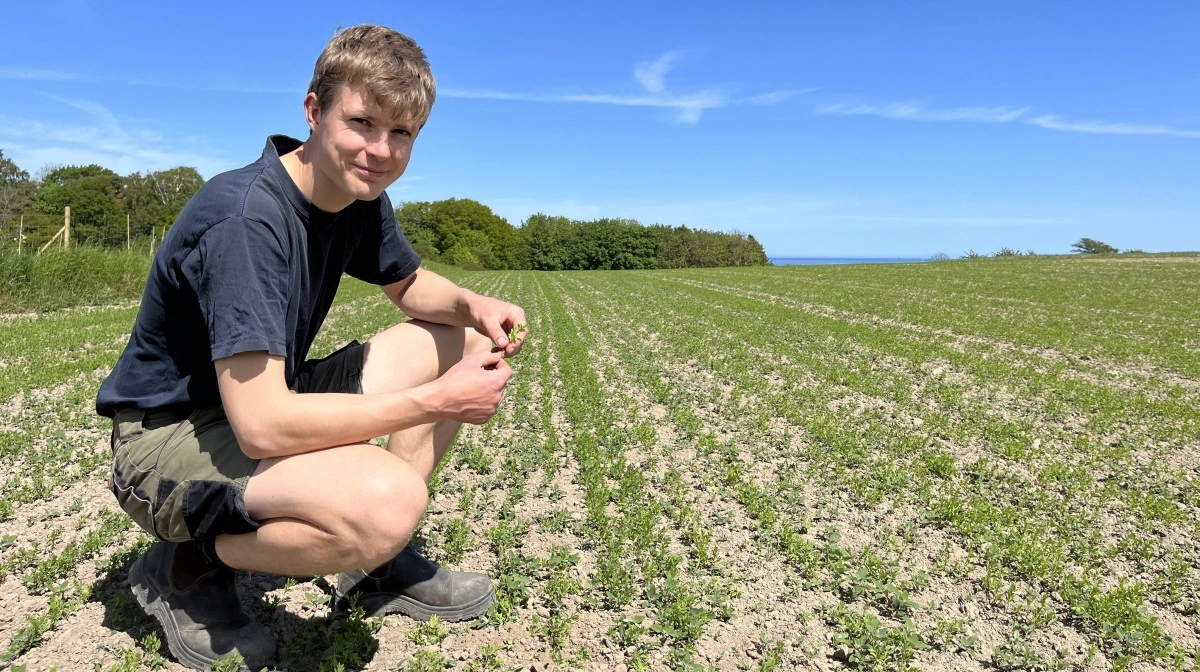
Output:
top-left (305, 82), bottom-right (419, 209)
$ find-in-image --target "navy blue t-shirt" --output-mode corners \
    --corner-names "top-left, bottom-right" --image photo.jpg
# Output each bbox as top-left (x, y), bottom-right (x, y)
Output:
top-left (96, 135), bottom-right (421, 417)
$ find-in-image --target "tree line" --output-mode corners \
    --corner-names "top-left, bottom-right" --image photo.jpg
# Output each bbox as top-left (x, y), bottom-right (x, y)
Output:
top-left (0, 149), bottom-right (204, 249)
top-left (397, 199), bottom-right (769, 270)
top-left (2, 150), bottom-right (767, 269)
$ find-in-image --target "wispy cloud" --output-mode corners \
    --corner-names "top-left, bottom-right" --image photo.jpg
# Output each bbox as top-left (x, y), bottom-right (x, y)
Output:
top-left (442, 51), bottom-right (798, 124)
top-left (1029, 115), bottom-right (1200, 138)
top-left (441, 87), bottom-right (738, 124)
top-left (128, 78), bottom-right (300, 94)
top-left (821, 102), bottom-right (1028, 123)
top-left (633, 51), bottom-right (682, 94)
top-left (745, 91), bottom-right (808, 106)
top-left (0, 67), bottom-right (81, 81)
top-left (386, 174), bottom-right (425, 192)
top-left (819, 99), bottom-right (1200, 139)
top-left (0, 95), bottom-right (225, 175)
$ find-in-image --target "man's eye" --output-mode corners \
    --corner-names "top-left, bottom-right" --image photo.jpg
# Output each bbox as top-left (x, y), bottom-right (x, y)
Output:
top-left (352, 118), bottom-right (371, 126)
top-left (392, 128), bottom-right (411, 136)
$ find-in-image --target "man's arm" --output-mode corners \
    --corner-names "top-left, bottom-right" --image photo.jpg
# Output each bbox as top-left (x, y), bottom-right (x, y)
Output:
top-left (384, 268), bottom-right (527, 357)
top-left (215, 348), bottom-right (511, 460)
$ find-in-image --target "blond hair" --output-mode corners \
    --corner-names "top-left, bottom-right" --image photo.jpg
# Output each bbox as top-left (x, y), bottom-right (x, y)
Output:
top-left (308, 25), bottom-right (436, 125)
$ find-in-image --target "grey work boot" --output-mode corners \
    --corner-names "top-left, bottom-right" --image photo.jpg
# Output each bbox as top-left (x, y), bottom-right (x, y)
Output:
top-left (335, 545), bottom-right (495, 622)
top-left (129, 542), bottom-right (275, 671)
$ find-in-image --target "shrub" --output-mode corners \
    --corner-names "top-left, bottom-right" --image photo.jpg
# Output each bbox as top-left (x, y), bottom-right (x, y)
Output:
top-left (1071, 238), bottom-right (1118, 254)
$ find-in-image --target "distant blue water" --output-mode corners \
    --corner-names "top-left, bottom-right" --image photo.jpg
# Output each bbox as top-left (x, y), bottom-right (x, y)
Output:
top-left (769, 257), bottom-right (927, 266)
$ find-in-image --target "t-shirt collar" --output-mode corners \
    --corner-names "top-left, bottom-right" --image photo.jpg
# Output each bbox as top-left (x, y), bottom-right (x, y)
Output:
top-left (263, 135), bottom-right (340, 226)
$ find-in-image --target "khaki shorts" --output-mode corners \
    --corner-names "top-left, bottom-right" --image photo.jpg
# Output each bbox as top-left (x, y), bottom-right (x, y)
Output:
top-left (108, 340), bottom-right (366, 543)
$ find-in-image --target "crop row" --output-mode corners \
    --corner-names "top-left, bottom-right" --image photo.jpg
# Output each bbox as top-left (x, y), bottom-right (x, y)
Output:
top-left (3, 260), bottom-right (1198, 671)
top-left (546, 270), bottom-right (1198, 670)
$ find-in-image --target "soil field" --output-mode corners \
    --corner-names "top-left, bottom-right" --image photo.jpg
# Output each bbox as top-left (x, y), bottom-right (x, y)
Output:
top-left (1, 256), bottom-right (1199, 671)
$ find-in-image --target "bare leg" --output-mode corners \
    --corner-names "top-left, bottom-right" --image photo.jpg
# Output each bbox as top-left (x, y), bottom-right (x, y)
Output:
top-left (215, 320), bottom-right (491, 575)
top-left (361, 320), bottom-right (493, 481)
top-left (218, 444), bottom-right (427, 575)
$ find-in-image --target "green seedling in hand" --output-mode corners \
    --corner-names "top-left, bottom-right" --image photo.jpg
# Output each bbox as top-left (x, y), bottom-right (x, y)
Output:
top-left (507, 321), bottom-right (527, 344)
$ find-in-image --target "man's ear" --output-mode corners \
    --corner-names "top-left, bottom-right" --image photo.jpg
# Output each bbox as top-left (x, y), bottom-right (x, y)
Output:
top-left (303, 92), bottom-right (322, 133)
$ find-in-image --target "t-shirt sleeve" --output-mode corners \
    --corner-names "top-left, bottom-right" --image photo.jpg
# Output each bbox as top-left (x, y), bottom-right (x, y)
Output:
top-left (183, 217), bottom-right (291, 361)
top-left (345, 196), bottom-right (422, 285)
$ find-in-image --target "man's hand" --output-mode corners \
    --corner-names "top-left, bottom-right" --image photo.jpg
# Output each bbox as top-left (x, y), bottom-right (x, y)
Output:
top-left (385, 270), bottom-right (528, 358)
top-left (469, 295), bottom-right (527, 358)
top-left (431, 349), bottom-right (514, 424)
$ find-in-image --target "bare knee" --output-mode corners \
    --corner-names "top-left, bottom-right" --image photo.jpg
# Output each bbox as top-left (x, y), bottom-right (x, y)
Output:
top-left (347, 469), bottom-right (429, 568)
top-left (464, 327), bottom-right (492, 356)
top-left (363, 321), bottom-right (493, 394)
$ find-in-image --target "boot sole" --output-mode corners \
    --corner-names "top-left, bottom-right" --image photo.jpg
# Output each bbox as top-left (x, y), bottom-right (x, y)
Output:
top-left (130, 553), bottom-right (231, 671)
top-left (130, 554), bottom-right (259, 672)
top-left (339, 583), bottom-right (496, 622)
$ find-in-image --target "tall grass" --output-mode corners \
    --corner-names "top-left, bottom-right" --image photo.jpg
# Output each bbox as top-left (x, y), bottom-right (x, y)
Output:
top-left (0, 250), bottom-right (458, 314)
top-left (0, 247), bottom-right (151, 313)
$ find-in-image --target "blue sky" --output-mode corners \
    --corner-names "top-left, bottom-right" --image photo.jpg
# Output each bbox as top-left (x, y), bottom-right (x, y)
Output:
top-left (1, 1), bottom-right (1197, 257)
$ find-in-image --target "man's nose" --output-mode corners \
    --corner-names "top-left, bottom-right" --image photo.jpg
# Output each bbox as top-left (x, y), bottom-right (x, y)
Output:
top-left (366, 132), bottom-right (391, 158)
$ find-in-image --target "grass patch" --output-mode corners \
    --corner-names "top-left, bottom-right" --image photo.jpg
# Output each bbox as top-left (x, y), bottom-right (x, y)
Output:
top-left (0, 247), bottom-right (152, 313)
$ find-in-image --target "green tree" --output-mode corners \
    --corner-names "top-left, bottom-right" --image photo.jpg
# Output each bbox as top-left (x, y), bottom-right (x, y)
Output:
top-left (726, 230), bottom-right (769, 266)
top-left (654, 225), bottom-right (689, 269)
top-left (403, 198), bottom-right (769, 270)
top-left (439, 224), bottom-right (493, 268)
top-left (427, 198), bottom-right (518, 269)
top-left (678, 227), bottom-right (725, 267)
top-left (574, 218), bottom-right (658, 269)
top-left (0, 149), bottom-right (37, 234)
top-left (394, 200), bottom-right (438, 259)
top-left (1070, 238), bottom-right (1118, 254)
top-left (520, 213), bottom-right (575, 270)
top-left (123, 167), bottom-right (204, 239)
top-left (34, 164), bottom-right (126, 245)
top-left (440, 243), bottom-right (480, 267)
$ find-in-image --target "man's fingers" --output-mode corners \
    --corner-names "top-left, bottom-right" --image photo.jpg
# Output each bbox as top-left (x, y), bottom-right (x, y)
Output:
top-left (505, 337), bottom-right (525, 357)
top-left (476, 348), bottom-right (507, 368)
top-left (478, 354), bottom-right (513, 386)
top-left (485, 323), bottom-right (510, 348)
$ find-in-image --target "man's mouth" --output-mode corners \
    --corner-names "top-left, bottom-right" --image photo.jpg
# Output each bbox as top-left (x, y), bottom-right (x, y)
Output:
top-left (353, 164), bottom-right (387, 180)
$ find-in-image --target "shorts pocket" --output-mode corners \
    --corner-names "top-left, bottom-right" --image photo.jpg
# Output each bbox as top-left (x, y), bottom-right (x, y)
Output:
top-left (110, 424), bottom-right (143, 453)
top-left (180, 480), bottom-right (261, 540)
top-left (111, 417), bottom-right (193, 541)
top-left (110, 460), bottom-right (161, 540)
top-left (154, 479), bottom-right (191, 543)
top-left (116, 416), bottom-right (191, 473)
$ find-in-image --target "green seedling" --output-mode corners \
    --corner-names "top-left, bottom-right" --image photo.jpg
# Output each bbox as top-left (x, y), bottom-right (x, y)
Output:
top-left (3, 259), bottom-right (1198, 670)
top-left (408, 615), bottom-right (450, 646)
top-left (506, 321), bottom-right (527, 344)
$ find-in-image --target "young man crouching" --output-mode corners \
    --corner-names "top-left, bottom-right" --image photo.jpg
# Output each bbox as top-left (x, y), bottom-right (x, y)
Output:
top-left (96, 25), bottom-right (525, 670)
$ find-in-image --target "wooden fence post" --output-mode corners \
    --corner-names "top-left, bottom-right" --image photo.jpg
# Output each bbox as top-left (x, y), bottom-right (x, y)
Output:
top-left (17, 215), bottom-right (22, 256)
top-left (63, 206), bottom-right (71, 248)
top-left (150, 225), bottom-right (156, 257)
top-left (127, 214), bottom-right (131, 251)
top-left (38, 226), bottom-right (65, 255)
